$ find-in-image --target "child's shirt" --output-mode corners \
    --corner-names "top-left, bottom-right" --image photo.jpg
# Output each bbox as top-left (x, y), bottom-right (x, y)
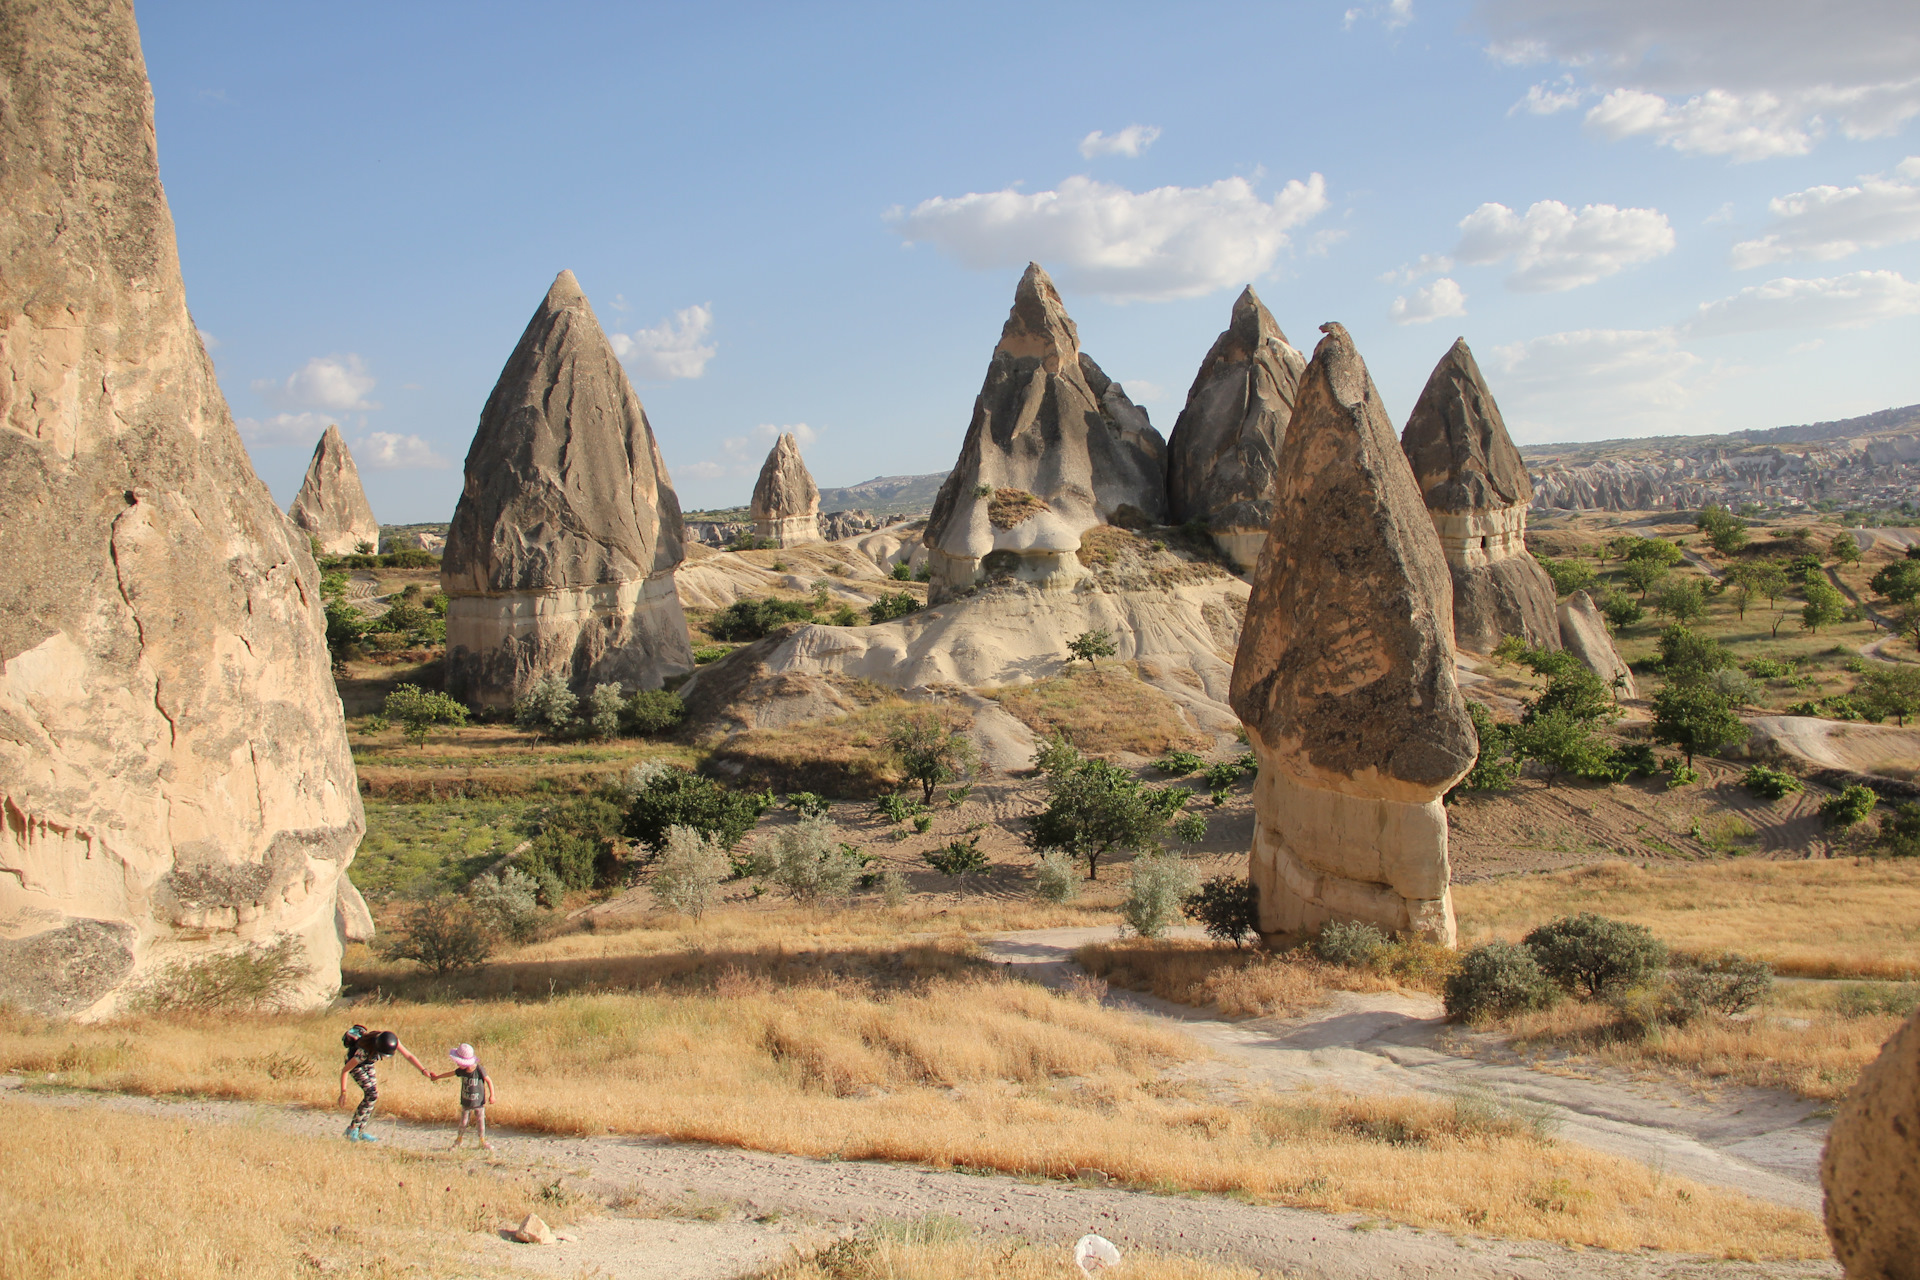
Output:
top-left (455, 1063), bottom-right (489, 1109)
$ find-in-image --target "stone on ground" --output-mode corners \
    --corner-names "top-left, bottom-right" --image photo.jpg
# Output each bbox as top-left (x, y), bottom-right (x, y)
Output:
top-left (1556, 590), bottom-right (1637, 698)
top-left (921, 263), bottom-right (1166, 599)
top-left (441, 271), bottom-right (694, 708)
top-left (1400, 338), bottom-right (1559, 653)
top-left (512, 1212), bottom-right (556, 1245)
top-left (750, 431), bottom-right (823, 546)
top-left (0, 0), bottom-right (363, 1016)
top-left (1229, 323), bottom-right (1476, 946)
top-left (1165, 286), bottom-right (1306, 571)
top-left (288, 424), bottom-right (381, 556)
top-left (1822, 1006), bottom-right (1920, 1277)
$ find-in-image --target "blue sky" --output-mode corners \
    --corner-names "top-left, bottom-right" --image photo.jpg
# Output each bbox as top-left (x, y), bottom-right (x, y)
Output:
top-left (140, 0), bottom-right (1920, 522)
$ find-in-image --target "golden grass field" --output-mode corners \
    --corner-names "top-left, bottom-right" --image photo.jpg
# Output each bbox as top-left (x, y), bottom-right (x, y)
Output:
top-left (756, 1218), bottom-right (1269, 1280)
top-left (0, 1096), bottom-right (576, 1280)
top-left (982, 665), bottom-right (1208, 759)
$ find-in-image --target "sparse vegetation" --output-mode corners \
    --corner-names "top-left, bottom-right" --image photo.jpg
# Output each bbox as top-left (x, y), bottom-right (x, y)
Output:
top-left (1025, 739), bottom-right (1191, 880)
top-left (1120, 854), bottom-right (1199, 938)
top-left (1181, 875), bottom-right (1257, 947)
top-left (1444, 941), bottom-right (1555, 1021)
top-left (886, 708), bottom-right (977, 805)
top-left (1066, 627), bottom-right (1118, 666)
top-left (125, 937), bottom-right (312, 1014)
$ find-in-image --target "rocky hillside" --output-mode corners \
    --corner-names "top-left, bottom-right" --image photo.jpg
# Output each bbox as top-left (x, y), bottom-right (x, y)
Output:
top-left (817, 471), bottom-right (950, 516)
top-left (1523, 403), bottom-right (1920, 514)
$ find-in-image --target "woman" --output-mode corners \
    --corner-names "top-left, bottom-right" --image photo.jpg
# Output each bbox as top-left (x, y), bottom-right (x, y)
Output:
top-left (337, 1024), bottom-right (432, 1142)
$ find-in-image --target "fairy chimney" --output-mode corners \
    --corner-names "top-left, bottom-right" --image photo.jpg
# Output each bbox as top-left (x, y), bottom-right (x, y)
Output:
top-left (749, 432), bottom-right (823, 546)
top-left (288, 424), bottom-right (380, 556)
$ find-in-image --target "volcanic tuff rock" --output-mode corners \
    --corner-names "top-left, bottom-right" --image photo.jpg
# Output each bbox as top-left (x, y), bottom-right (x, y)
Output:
top-left (442, 272), bottom-right (693, 708)
top-left (1822, 1007), bottom-right (1920, 1277)
top-left (288, 424), bottom-right (380, 556)
top-left (0, 0), bottom-right (364, 1017)
top-left (1166, 286), bottom-right (1306, 570)
top-left (1400, 339), bottom-right (1559, 653)
top-left (750, 432), bottom-right (823, 546)
top-left (1229, 324), bottom-right (1476, 946)
top-left (1557, 591), bottom-right (1636, 698)
top-left (922, 264), bottom-right (1166, 600)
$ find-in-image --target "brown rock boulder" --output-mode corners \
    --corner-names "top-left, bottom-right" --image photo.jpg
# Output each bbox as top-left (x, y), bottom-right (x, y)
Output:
top-left (289, 424), bottom-right (380, 556)
top-left (1229, 323), bottom-right (1476, 945)
top-left (1400, 339), bottom-right (1559, 653)
top-left (1557, 591), bottom-right (1636, 698)
top-left (922, 264), bottom-right (1166, 599)
top-left (1822, 1007), bottom-right (1920, 1277)
top-left (0, 0), bottom-right (364, 1015)
top-left (1166, 286), bottom-right (1306, 571)
top-left (750, 432), bottom-right (822, 546)
top-left (442, 272), bottom-right (693, 708)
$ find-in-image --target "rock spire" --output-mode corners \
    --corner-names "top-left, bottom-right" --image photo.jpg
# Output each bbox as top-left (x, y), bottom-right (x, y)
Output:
top-left (1400, 339), bottom-right (1559, 653)
top-left (289, 424), bottom-right (380, 555)
top-left (1822, 1006), bottom-right (1920, 1273)
top-left (0, 0), bottom-right (366, 1016)
top-left (1166, 286), bottom-right (1307, 570)
top-left (1229, 323), bottom-right (1476, 946)
top-left (749, 432), bottom-right (822, 546)
top-left (922, 263), bottom-right (1167, 600)
top-left (442, 272), bottom-right (694, 707)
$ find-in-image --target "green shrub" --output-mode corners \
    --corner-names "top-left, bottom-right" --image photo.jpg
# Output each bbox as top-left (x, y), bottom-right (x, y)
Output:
top-left (1742, 764), bottom-right (1803, 800)
top-left (693, 645), bottom-right (730, 664)
top-left (1835, 981), bottom-right (1920, 1019)
top-left (868, 591), bottom-right (921, 624)
top-left (786, 791), bottom-right (831, 817)
top-left (380, 898), bottom-right (493, 974)
top-left (1881, 802), bottom-right (1920, 858)
top-left (1538, 557), bottom-right (1595, 596)
top-left (874, 792), bottom-right (927, 824)
top-left (1066, 629), bottom-right (1118, 666)
top-left (911, 813), bottom-right (934, 834)
top-left (467, 868), bottom-right (541, 942)
top-left (710, 596), bottom-right (816, 641)
top-left (1600, 592), bottom-right (1644, 629)
top-left (1121, 854), bottom-right (1199, 939)
top-left (625, 688), bottom-right (687, 735)
top-left (1670, 953), bottom-right (1773, 1016)
top-left (124, 936), bottom-right (313, 1013)
top-left (1169, 811), bottom-right (1209, 846)
top-left (766, 816), bottom-right (864, 903)
top-left (622, 762), bottom-right (769, 853)
top-left (1315, 919), bottom-right (1389, 967)
top-left (1444, 942), bottom-right (1555, 1020)
top-left (649, 825), bottom-right (731, 919)
top-left (587, 682), bottom-right (626, 740)
top-left (1450, 701), bottom-right (1520, 801)
top-left (1523, 913), bottom-right (1668, 998)
top-left (1154, 749), bottom-right (1206, 776)
top-left (1203, 760), bottom-right (1244, 792)
top-left (382, 683), bottom-right (469, 745)
top-left (891, 561), bottom-right (914, 581)
top-left (1033, 850), bottom-right (1079, 902)
top-left (514, 675), bottom-right (578, 738)
top-left (1181, 875), bottom-right (1258, 947)
top-left (1821, 784), bottom-right (1879, 829)
top-left (924, 834), bottom-right (988, 876)
top-left (518, 827), bottom-right (599, 891)
top-left (1744, 657), bottom-right (1795, 679)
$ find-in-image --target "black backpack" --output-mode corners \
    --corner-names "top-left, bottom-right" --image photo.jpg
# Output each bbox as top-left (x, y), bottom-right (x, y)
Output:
top-left (341, 1025), bottom-right (368, 1061)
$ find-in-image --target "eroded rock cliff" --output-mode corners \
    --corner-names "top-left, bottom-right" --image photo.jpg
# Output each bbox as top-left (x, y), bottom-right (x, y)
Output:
top-left (288, 423), bottom-right (380, 556)
top-left (1822, 1006), bottom-right (1920, 1277)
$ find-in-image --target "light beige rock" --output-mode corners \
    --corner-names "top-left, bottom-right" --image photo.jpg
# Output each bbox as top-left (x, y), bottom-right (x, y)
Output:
top-left (1556, 591), bottom-right (1636, 698)
top-left (512, 1213), bottom-right (556, 1245)
top-left (0, 0), bottom-right (363, 1017)
top-left (750, 432), bottom-right (822, 546)
top-left (288, 425), bottom-right (380, 556)
top-left (1822, 1007), bottom-right (1920, 1277)
top-left (1228, 324), bottom-right (1476, 946)
top-left (442, 273), bottom-right (694, 708)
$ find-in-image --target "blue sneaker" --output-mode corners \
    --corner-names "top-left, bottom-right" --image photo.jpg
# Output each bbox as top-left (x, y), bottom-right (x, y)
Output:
top-left (356, 1130), bottom-right (379, 1142)
top-left (344, 1127), bottom-right (362, 1141)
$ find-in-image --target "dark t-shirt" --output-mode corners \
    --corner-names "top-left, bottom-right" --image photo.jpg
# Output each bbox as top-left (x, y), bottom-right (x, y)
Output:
top-left (454, 1064), bottom-right (489, 1109)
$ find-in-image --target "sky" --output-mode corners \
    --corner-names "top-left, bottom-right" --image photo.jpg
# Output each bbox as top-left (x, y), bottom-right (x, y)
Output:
top-left (137, 0), bottom-right (1920, 523)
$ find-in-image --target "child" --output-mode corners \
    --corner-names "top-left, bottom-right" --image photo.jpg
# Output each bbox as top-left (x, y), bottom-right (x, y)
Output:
top-left (337, 1025), bottom-right (432, 1142)
top-left (431, 1043), bottom-right (494, 1150)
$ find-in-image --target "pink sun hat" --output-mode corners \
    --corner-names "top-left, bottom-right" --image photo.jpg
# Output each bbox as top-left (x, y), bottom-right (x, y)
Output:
top-left (448, 1044), bottom-right (478, 1070)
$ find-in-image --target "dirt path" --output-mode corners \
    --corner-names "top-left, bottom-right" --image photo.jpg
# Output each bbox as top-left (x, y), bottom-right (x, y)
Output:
top-left (2, 1080), bottom-right (1832, 1280)
top-left (978, 928), bottom-right (1831, 1219)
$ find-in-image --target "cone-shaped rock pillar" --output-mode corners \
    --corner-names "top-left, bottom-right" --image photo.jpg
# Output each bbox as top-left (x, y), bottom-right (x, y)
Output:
top-left (1400, 339), bottom-right (1559, 653)
top-left (1166, 287), bottom-right (1307, 571)
top-left (1822, 1007), bottom-right (1920, 1275)
top-left (442, 272), bottom-right (693, 708)
top-left (1229, 324), bottom-right (1476, 946)
top-left (922, 263), bottom-right (1166, 601)
top-left (0, 0), bottom-right (365, 1017)
top-left (289, 424), bottom-right (380, 555)
top-left (750, 432), bottom-right (822, 546)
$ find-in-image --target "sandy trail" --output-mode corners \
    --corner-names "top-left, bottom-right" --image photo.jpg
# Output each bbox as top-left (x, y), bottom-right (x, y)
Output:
top-left (978, 928), bottom-right (1831, 1218)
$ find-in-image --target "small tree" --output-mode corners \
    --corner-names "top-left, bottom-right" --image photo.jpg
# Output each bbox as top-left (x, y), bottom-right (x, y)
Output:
top-left (1898, 601), bottom-right (1920, 656)
top-left (1800, 576), bottom-right (1846, 633)
top-left (1626, 537), bottom-right (1684, 568)
top-left (1600, 591), bottom-right (1645, 629)
top-left (886, 709), bottom-right (978, 805)
top-left (622, 763), bottom-right (769, 854)
top-left (1181, 876), bottom-right (1258, 946)
top-left (1027, 756), bottom-right (1189, 880)
top-left (381, 898), bottom-right (493, 974)
top-left (625, 688), bottom-right (687, 735)
top-left (588, 682), bottom-right (626, 740)
top-left (1511, 708), bottom-right (1612, 787)
top-left (651, 824), bottom-right (732, 919)
top-left (767, 814), bottom-right (862, 903)
top-left (468, 868), bottom-right (542, 942)
top-left (1650, 683), bottom-right (1747, 768)
top-left (1653, 577), bottom-right (1706, 626)
top-left (1822, 784), bottom-right (1878, 830)
top-left (1859, 667), bottom-right (1920, 726)
top-left (1622, 558), bottom-right (1669, 600)
top-left (514, 675), bottom-right (578, 738)
top-left (1448, 700), bottom-right (1519, 800)
top-left (1870, 560), bottom-right (1920, 604)
top-left (1879, 802), bottom-right (1920, 858)
top-left (1694, 505), bottom-right (1749, 555)
top-left (1525, 668), bottom-right (1615, 726)
top-left (1539, 557), bottom-right (1595, 596)
top-left (1066, 629), bottom-right (1118, 667)
top-left (1121, 854), bottom-right (1199, 938)
top-left (1830, 533), bottom-right (1862, 565)
top-left (382, 683), bottom-right (469, 746)
top-left (1523, 913), bottom-right (1667, 998)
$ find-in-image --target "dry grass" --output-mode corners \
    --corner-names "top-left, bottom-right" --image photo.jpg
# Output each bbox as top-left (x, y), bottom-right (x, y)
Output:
top-left (1073, 940), bottom-right (1428, 1017)
top-left (984, 665), bottom-right (1205, 758)
top-left (987, 488), bottom-right (1050, 530)
top-left (759, 1219), bottom-right (1269, 1280)
top-left (1453, 858), bottom-right (1920, 979)
top-left (712, 696), bottom-right (948, 797)
top-left (0, 1096), bottom-right (573, 1279)
top-left (0, 969), bottom-right (1820, 1258)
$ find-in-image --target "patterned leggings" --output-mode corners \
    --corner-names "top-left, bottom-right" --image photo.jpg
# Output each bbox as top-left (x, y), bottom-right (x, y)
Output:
top-left (349, 1061), bottom-right (379, 1128)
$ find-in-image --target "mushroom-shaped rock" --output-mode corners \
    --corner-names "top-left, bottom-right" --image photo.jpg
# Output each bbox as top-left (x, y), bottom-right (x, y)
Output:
top-left (750, 432), bottom-right (823, 546)
top-left (1229, 324), bottom-right (1477, 946)
top-left (1166, 287), bottom-right (1307, 571)
top-left (922, 264), bottom-right (1166, 600)
top-left (0, 0), bottom-right (363, 1016)
top-left (1557, 591), bottom-right (1636, 698)
top-left (289, 424), bottom-right (381, 556)
top-left (1400, 339), bottom-right (1559, 653)
top-left (1822, 1006), bottom-right (1920, 1277)
top-left (442, 272), bottom-right (694, 708)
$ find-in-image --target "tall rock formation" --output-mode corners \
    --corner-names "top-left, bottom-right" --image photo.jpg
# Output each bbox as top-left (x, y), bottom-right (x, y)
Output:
top-left (1400, 339), bottom-right (1559, 653)
top-left (749, 432), bottom-right (822, 546)
top-left (922, 264), bottom-right (1166, 600)
top-left (1166, 287), bottom-right (1307, 571)
top-left (1558, 591), bottom-right (1636, 698)
top-left (1822, 1006), bottom-right (1920, 1276)
top-left (442, 272), bottom-right (693, 708)
top-left (1229, 324), bottom-right (1476, 946)
top-left (288, 424), bottom-right (380, 555)
top-left (0, 0), bottom-right (365, 1017)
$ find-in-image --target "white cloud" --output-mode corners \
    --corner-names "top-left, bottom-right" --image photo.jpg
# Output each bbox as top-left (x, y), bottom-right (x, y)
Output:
top-left (1730, 166), bottom-right (1920, 267)
top-left (681, 423), bottom-right (816, 482)
top-left (1120, 379), bottom-right (1165, 402)
top-left (1687, 270), bottom-right (1920, 336)
top-left (1488, 327), bottom-right (1705, 438)
top-left (1390, 278), bottom-right (1468, 325)
top-left (1512, 76), bottom-right (1587, 115)
top-left (609, 304), bottom-right (716, 380)
top-left (1453, 199), bottom-right (1675, 291)
top-left (197, 328), bottom-right (221, 350)
top-left (1379, 252), bottom-right (1454, 285)
top-left (1478, 0), bottom-right (1920, 160)
top-left (354, 432), bottom-right (451, 470)
top-left (1078, 125), bottom-right (1161, 159)
top-left (890, 173), bottom-right (1329, 302)
top-left (1306, 228), bottom-right (1349, 257)
top-left (234, 411), bottom-right (335, 448)
top-left (1344, 0), bottom-right (1413, 31)
top-left (251, 354), bottom-right (379, 412)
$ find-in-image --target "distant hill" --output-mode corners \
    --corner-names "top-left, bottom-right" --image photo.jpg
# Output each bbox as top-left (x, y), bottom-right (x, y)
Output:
top-left (1518, 403), bottom-right (1920, 464)
top-left (817, 471), bottom-right (950, 516)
